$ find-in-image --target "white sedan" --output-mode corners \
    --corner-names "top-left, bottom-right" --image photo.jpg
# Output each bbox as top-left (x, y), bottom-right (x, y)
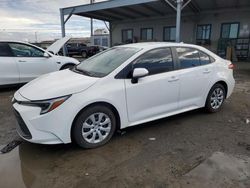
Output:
top-left (0, 37), bottom-right (79, 87)
top-left (12, 42), bottom-right (235, 148)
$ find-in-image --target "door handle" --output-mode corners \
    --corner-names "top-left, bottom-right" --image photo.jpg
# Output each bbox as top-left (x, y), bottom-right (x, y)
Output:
top-left (203, 69), bottom-right (211, 74)
top-left (168, 76), bottom-right (179, 82)
top-left (18, 60), bottom-right (26, 62)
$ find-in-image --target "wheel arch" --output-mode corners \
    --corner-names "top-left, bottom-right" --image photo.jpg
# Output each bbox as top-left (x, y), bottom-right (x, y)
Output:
top-left (60, 63), bottom-right (76, 70)
top-left (205, 80), bottom-right (228, 106)
top-left (70, 101), bottom-right (121, 140)
top-left (214, 80), bottom-right (228, 97)
top-left (81, 49), bottom-right (87, 53)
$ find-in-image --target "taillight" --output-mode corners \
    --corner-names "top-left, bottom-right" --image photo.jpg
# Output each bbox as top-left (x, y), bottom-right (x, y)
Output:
top-left (228, 63), bottom-right (235, 69)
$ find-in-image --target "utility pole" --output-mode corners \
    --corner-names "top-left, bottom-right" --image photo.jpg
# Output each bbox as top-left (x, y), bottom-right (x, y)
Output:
top-left (35, 31), bottom-right (38, 43)
top-left (90, 0), bottom-right (94, 37)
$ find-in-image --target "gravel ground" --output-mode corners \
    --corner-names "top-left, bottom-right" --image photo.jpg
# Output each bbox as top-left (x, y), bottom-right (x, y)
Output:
top-left (0, 62), bottom-right (249, 188)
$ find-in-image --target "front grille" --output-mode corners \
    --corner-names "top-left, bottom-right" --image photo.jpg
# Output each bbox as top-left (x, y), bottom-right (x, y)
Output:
top-left (13, 109), bottom-right (32, 139)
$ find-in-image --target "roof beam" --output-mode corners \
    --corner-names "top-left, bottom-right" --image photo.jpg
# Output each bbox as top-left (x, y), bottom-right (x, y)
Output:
top-left (123, 6), bottom-right (151, 17)
top-left (159, 0), bottom-right (176, 13)
top-left (164, 0), bottom-right (177, 11)
top-left (99, 10), bottom-right (130, 20)
top-left (64, 8), bottom-right (75, 24)
top-left (187, 0), bottom-right (201, 13)
top-left (200, 6), bottom-right (250, 14)
top-left (104, 21), bottom-right (110, 31)
top-left (141, 4), bottom-right (166, 16)
top-left (90, 11), bottom-right (123, 21)
top-left (62, 0), bottom-right (158, 15)
top-left (76, 12), bottom-right (113, 21)
top-left (182, 0), bottom-right (192, 10)
top-left (108, 9), bottom-right (137, 19)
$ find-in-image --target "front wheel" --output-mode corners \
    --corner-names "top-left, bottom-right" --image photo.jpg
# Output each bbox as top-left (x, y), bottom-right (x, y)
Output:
top-left (205, 83), bottom-right (226, 113)
top-left (72, 105), bottom-right (116, 149)
top-left (81, 51), bottom-right (87, 58)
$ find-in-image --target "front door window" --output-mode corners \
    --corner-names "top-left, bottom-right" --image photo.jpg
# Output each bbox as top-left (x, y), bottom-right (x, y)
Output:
top-left (9, 43), bottom-right (44, 57)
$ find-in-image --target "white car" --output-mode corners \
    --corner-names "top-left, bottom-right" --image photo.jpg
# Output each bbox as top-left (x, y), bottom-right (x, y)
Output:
top-left (0, 37), bottom-right (79, 87)
top-left (12, 42), bottom-right (235, 148)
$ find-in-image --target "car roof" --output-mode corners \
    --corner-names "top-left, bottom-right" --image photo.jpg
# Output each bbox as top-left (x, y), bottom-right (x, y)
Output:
top-left (0, 40), bottom-right (32, 45)
top-left (0, 40), bottom-right (52, 54)
top-left (118, 42), bottom-right (204, 50)
top-left (117, 42), bottom-right (221, 59)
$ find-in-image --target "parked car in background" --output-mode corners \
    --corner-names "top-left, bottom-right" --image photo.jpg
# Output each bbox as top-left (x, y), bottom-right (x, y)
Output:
top-left (12, 42), bottom-right (235, 149)
top-left (98, 46), bottom-right (109, 51)
top-left (59, 43), bottom-right (100, 58)
top-left (0, 37), bottom-right (79, 87)
top-left (88, 45), bottom-right (100, 56)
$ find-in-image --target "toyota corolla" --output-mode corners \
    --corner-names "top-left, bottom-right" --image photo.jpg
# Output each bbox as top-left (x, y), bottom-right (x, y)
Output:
top-left (12, 43), bottom-right (235, 148)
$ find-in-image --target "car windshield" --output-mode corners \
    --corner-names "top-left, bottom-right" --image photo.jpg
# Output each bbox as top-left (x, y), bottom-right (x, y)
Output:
top-left (75, 47), bottom-right (140, 77)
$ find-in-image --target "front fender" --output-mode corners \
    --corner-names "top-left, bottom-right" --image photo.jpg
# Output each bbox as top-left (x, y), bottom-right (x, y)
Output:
top-left (54, 56), bottom-right (80, 68)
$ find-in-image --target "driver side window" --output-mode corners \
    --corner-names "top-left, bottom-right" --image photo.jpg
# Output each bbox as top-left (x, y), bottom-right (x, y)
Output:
top-left (9, 43), bottom-right (44, 57)
top-left (133, 48), bottom-right (174, 75)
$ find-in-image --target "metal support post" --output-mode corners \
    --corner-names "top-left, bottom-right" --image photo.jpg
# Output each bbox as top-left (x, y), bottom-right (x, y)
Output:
top-left (60, 9), bottom-right (66, 56)
top-left (176, 0), bottom-right (183, 42)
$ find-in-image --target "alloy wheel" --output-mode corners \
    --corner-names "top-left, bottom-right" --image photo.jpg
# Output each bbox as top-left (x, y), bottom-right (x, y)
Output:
top-left (82, 112), bottom-right (111, 144)
top-left (82, 52), bottom-right (87, 58)
top-left (210, 88), bottom-right (224, 109)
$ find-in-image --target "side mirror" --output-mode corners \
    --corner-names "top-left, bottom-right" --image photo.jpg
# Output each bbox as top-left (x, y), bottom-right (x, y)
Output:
top-left (44, 53), bottom-right (50, 58)
top-left (131, 68), bottom-right (149, 84)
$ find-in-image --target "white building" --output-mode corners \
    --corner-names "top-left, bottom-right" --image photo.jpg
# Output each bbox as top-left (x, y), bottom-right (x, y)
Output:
top-left (91, 28), bottom-right (110, 47)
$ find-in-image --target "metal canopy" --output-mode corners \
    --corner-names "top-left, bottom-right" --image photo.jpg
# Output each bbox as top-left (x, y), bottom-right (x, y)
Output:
top-left (60, 0), bottom-right (250, 49)
top-left (62, 0), bottom-right (189, 21)
top-left (61, 0), bottom-right (250, 22)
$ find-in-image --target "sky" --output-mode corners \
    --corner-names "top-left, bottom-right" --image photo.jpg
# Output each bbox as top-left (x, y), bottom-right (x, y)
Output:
top-left (0, 0), bottom-right (107, 42)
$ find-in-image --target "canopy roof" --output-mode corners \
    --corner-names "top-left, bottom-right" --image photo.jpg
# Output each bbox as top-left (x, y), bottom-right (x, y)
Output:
top-left (61, 0), bottom-right (250, 21)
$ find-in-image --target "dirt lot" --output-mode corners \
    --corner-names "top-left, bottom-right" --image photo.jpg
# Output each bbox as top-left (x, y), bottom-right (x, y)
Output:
top-left (0, 62), bottom-right (249, 188)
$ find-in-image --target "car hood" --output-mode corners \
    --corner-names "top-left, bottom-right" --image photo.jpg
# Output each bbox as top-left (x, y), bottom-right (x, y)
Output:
top-left (18, 69), bottom-right (99, 101)
top-left (53, 55), bottom-right (80, 65)
top-left (46, 36), bottom-right (71, 54)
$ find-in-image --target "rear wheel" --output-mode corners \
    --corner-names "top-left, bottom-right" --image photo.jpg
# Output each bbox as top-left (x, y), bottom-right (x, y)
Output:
top-left (72, 105), bottom-right (116, 149)
top-left (205, 83), bottom-right (226, 113)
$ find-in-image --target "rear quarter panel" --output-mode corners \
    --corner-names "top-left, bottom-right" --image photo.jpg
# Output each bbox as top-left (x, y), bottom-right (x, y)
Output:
top-left (205, 60), bottom-right (235, 102)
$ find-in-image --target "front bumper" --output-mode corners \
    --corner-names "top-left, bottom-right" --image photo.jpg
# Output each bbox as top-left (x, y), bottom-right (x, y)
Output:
top-left (13, 109), bottom-right (32, 139)
top-left (12, 92), bottom-right (75, 145)
top-left (13, 102), bottom-right (64, 144)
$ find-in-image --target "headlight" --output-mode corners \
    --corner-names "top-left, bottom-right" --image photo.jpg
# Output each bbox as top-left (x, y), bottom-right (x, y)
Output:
top-left (15, 95), bottom-right (71, 115)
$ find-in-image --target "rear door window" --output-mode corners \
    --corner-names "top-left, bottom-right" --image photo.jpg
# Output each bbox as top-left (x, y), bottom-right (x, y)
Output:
top-left (176, 47), bottom-right (200, 69)
top-left (199, 51), bottom-right (211, 65)
top-left (0, 43), bottom-right (13, 57)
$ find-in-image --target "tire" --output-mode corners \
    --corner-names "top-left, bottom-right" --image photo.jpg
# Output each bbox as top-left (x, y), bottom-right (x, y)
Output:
top-left (61, 64), bottom-right (74, 70)
top-left (72, 105), bottom-right (116, 149)
top-left (81, 51), bottom-right (87, 58)
top-left (205, 83), bottom-right (226, 113)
